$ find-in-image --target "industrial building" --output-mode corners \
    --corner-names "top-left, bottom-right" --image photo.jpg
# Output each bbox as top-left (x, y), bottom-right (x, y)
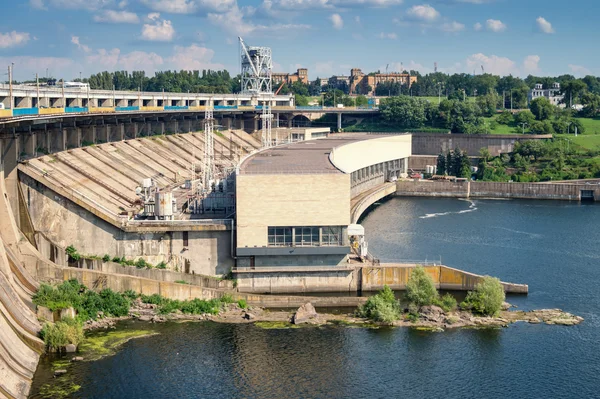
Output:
top-left (235, 134), bottom-right (412, 272)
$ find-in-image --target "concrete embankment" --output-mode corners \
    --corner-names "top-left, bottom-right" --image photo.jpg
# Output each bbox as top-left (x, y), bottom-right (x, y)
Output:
top-left (396, 180), bottom-right (600, 201)
top-left (361, 264), bottom-right (528, 294)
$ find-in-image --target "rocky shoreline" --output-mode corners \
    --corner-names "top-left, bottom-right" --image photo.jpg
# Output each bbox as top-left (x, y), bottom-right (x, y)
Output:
top-left (84, 299), bottom-right (584, 332)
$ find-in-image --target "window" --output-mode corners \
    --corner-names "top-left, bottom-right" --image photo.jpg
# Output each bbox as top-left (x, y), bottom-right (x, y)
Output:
top-left (268, 227), bottom-right (292, 247)
top-left (294, 227), bottom-right (319, 246)
top-left (322, 226), bottom-right (342, 246)
top-left (183, 231), bottom-right (188, 247)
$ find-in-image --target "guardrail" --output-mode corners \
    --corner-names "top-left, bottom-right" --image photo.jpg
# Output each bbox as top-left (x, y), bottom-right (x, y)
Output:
top-left (0, 104), bottom-right (379, 121)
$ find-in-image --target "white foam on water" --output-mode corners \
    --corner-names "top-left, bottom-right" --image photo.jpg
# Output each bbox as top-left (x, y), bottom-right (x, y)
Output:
top-left (419, 198), bottom-right (478, 219)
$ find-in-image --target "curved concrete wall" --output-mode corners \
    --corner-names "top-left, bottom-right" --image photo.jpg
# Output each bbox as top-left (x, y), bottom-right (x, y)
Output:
top-left (329, 134), bottom-right (412, 174)
top-left (0, 174), bottom-right (44, 399)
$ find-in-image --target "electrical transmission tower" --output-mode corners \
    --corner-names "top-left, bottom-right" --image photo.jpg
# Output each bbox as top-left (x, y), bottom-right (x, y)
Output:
top-left (239, 37), bottom-right (272, 94)
top-left (261, 99), bottom-right (273, 148)
top-left (203, 101), bottom-right (215, 192)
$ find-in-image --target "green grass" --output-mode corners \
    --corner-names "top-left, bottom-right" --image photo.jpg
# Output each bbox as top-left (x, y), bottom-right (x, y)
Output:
top-left (573, 117), bottom-right (600, 135)
top-left (555, 134), bottom-right (600, 151)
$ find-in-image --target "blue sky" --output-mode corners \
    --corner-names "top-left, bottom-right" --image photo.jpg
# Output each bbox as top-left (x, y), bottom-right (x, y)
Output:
top-left (1, 0), bottom-right (598, 81)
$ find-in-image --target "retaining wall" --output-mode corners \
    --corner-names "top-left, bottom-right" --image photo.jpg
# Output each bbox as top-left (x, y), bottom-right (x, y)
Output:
top-left (396, 180), bottom-right (600, 201)
top-left (361, 264), bottom-right (528, 294)
top-left (71, 258), bottom-right (233, 290)
top-left (411, 133), bottom-right (551, 156)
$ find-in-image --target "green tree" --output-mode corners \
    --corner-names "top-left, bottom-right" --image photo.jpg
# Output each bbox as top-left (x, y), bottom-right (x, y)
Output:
top-left (580, 92), bottom-right (600, 117)
top-left (355, 95), bottom-right (368, 107)
top-left (405, 266), bottom-right (438, 308)
top-left (530, 97), bottom-right (555, 120)
top-left (436, 153), bottom-right (447, 175)
top-left (476, 92), bottom-right (500, 117)
top-left (461, 276), bottom-right (505, 316)
top-left (496, 110), bottom-right (514, 125)
top-left (560, 79), bottom-right (587, 107)
top-left (380, 96), bottom-right (427, 128)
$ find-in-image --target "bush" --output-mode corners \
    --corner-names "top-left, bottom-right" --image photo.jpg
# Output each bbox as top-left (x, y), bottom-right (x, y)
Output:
top-left (433, 293), bottom-right (458, 312)
top-left (157, 297), bottom-right (224, 315)
top-left (174, 280), bottom-right (189, 284)
top-left (135, 258), bottom-right (148, 269)
top-left (220, 293), bottom-right (234, 304)
top-left (112, 256), bottom-right (121, 263)
top-left (123, 290), bottom-right (138, 301)
top-left (237, 299), bottom-right (248, 309)
top-left (405, 266), bottom-right (438, 308)
top-left (102, 254), bottom-right (111, 262)
top-left (66, 245), bottom-right (81, 262)
top-left (140, 294), bottom-right (165, 305)
top-left (40, 317), bottom-right (84, 351)
top-left (156, 262), bottom-right (167, 270)
top-left (461, 276), bottom-right (505, 316)
top-left (357, 286), bottom-right (400, 324)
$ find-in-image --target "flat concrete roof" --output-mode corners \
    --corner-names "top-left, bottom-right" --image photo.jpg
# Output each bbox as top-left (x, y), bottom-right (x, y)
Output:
top-left (239, 134), bottom-right (378, 175)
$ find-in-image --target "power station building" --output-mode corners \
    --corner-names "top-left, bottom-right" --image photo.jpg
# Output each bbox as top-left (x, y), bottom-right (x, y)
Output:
top-left (235, 134), bottom-right (412, 270)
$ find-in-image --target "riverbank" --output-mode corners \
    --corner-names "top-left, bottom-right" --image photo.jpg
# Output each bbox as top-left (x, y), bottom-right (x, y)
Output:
top-left (85, 298), bottom-right (583, 333)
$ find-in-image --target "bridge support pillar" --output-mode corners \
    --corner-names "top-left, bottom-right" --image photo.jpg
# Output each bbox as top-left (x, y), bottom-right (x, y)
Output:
top-left (66, 127), bottom-right (81, 149)
top-left (120, 124), bottom-right (126, 141)
top-left (1, 135), bottom-right (21, 229)
top-left (337, 113), bottom-right (342, 131)
top-left (161, 122), bottom-right (165, 135)
top-left (24, 131), bottom-right (37, 158)
top-left (82, 126), bottom-right (96, 145)
top-left (253, 118), bottom-right (259, 132)
top-left (187, 120), bottom-right (192, 133)
top-left (56, 129), bottom-right (67, 152)
top-left (100, 125), bottom-right (110, 143)
top-left (287, 118), bottom-right (292, 128)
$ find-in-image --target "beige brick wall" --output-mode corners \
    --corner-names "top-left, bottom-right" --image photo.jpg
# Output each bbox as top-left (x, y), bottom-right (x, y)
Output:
top-left (236, 173), bottom-right (351, 247)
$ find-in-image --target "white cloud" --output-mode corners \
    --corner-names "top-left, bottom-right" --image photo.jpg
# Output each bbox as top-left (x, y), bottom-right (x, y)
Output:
top-left (118, 0), bottom-right (127, 7)
top-left (474, 22), bottom-right (482, 31)
top-left (208, 6), bottom-right (310, 36)
top-left (466, 53), bottom-right (516, 75)
top-left (141, 17), bottom-right (175, 41)
top-left (486, 19), bottom-right (506, 32)
top-left (266, 0), bottom-right (402, 9)
top-left (0, 31), bottom-right (31, 48)
top-left (71, 36), bottom-right (91, 53)
top-left (119, 51), bottom-right (164, 71)
top-left (94, 10), bottom-right (140, 23)
top-left (140, 0), bottom-right (235, 14)
top-left (0, 56), bottom-right (75, 80)
top-left (378, 32), bottom-right (397, 39)
top-left (29, 0), bottom-right (47, 10)
top-left (406, 4), bottom-right (440, 22)
top-left (167, 44), bottom-right (224, 70)
top-left (441, 21), bottom-right (465, 32)
top-left (40, 0), bottom-right (116, 11)
top-left (536, 17), bottom-right (554, 34)
top-left (330, 13), bottom-right (344, 29)
top-left (569, 64), bottom-right (591, 76)
top-left (86, 48), bottom-right (121, 68)
top-left (523, 55), bottom-right (541, 74)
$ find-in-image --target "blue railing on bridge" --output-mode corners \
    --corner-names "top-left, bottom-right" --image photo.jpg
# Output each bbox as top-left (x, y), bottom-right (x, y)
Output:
top-left (295, 106), bottom-right (323, 111)
top-left (115, 106), bottom-right (140, 112)
top-left (65, 107), bottom-right (89, 113)
top-left (12, 107), bottom-right (39, 116)
top-left (214, 105), bottom-right (238, 110)
top-left (164, 105), bottom-right (189, 111)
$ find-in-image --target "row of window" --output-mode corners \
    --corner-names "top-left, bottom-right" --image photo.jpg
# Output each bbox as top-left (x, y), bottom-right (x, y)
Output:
top-left (351, 159), bottom-right (402, 186)
top-left (267, 226), bottom-right (343, 247)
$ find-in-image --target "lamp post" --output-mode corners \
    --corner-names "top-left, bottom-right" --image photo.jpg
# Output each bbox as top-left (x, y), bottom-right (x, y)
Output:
top-left (519, 122), bottom-right (528, 134)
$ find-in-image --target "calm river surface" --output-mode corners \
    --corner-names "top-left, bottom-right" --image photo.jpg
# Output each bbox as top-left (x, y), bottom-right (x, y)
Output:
top-left (31, 198), bottom-right (600, 398)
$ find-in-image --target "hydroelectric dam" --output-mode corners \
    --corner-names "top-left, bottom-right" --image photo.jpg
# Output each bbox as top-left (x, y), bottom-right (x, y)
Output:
top-left (2, 90), bottom-right (596, 397)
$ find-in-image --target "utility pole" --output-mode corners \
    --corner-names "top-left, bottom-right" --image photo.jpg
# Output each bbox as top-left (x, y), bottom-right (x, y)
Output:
top-left (8, 64), bottom-right (13, 110)
top-left (510, 90), bottom-right (513, 111)
top-left (36, 73), bottom-right (39, 108)
top-left (61, 78), bottom-right (65, 108)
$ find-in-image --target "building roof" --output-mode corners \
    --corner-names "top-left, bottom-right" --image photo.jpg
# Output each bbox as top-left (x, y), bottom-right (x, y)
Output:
top-left (238, 134), bottom-right (378, 175)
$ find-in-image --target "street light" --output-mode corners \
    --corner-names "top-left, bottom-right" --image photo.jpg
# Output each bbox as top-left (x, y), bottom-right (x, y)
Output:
top-left (519, 122), bottom-right (528, 134)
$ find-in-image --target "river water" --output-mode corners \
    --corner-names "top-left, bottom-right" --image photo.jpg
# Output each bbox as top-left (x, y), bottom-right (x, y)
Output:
top-left (30, 198), bottom-right (600, 398)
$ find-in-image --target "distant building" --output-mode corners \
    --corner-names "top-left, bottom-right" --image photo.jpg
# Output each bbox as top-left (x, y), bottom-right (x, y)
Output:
top-left (349, 68), bottom-right (417, 95)
top-left (528, 82), bottom-right (564, 107)
top-left (272, 68), bottom-right (309, 86)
